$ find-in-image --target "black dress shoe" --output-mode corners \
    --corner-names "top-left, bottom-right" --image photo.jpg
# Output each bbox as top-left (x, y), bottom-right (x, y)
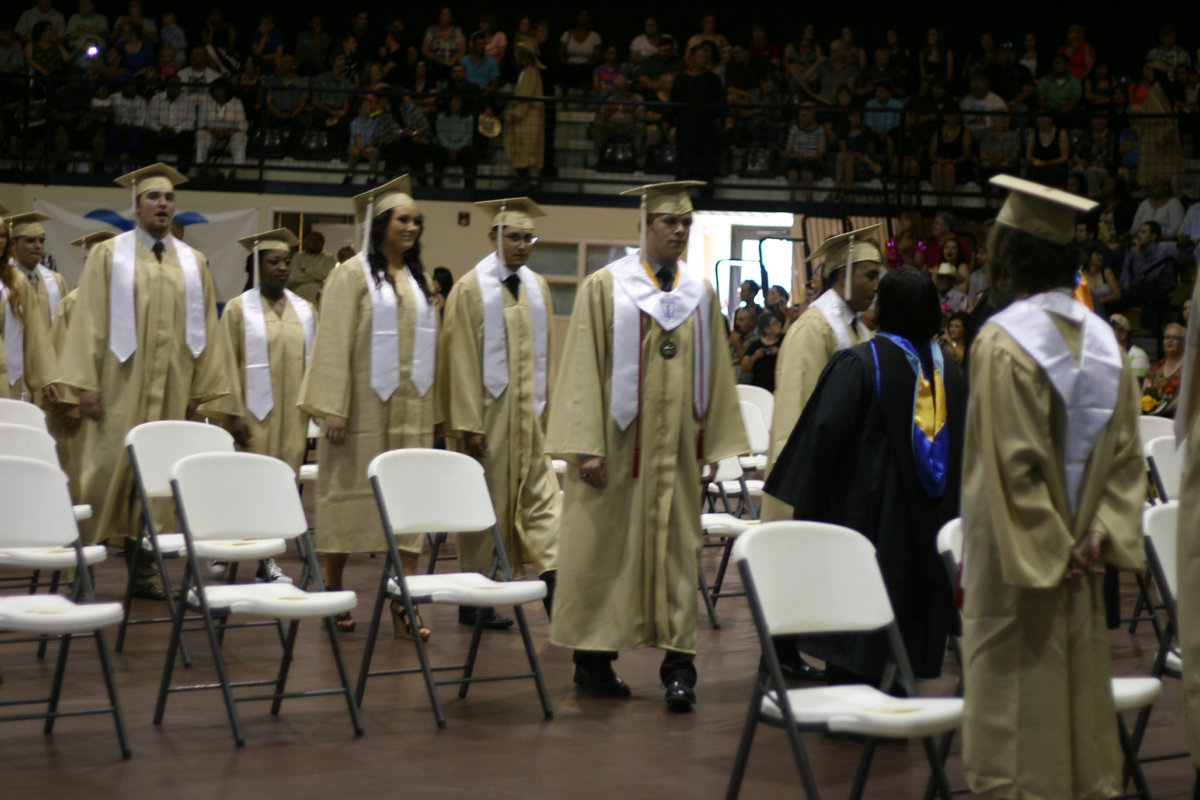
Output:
top-left (573, 665), bottom-right (632, 697)
top-left (458, 606), bottom-right (514, 629)
top-left (779, 655), bottom-right (826, 682)
top-left (664, 678), bottom-right (696, 712)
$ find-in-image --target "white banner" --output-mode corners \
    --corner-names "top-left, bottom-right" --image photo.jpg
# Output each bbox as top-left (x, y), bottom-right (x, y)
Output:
top-left (33, 200), bottom-right (258, 304)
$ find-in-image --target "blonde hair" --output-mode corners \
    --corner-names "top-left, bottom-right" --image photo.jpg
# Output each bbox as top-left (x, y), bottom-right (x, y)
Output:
top-left (0, 218), bottom-right (22, 323)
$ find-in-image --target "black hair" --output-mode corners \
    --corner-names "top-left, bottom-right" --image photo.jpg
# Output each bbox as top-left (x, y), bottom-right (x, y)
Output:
top-left (876, 267), bottom-right (941, 340)
top-left (432, 266), bottom-right (454, 296)
top-left (31, 20), bottom-right (53, 42)
top-left (768, 284), bottom-right (790, 304)
top-left (367, 207), bottom-right (431, 299)
top-left (1142, 220), bottom-right (1163, 240)
top-left (988, 223), bottom-right (1076, 297)
top-left (741, 279), bottom-right (760, 296)
top-left (1077, 212), bottom-right (1099, 238)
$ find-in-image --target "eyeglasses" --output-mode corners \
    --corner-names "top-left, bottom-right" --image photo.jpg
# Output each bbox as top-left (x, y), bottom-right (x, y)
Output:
top-left (503, 233), bottom-right (538, 245)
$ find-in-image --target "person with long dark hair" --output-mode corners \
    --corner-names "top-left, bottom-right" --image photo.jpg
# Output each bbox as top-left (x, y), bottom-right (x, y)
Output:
top-left (300, 176), bottom-right (438, 637)
top-left (961, 175), bottom-right (1145, 799)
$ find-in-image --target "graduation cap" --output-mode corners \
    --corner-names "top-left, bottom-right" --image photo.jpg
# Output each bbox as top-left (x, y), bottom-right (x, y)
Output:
top-left (70, 230), bottom-right (117, 249)
top-left (114, 162), bottom-right (188, 209)
top-left (239, 228), bottom-right (299, 289)
top-left (473, 197), bottom-right (546, 231)
top-left (5, 211), bottom-right (51, 239)
top-left (0, 202), bottom-right (8, 217)
top-left (352, 175), bottom-right (416, 257)
top-left (808, 224), bottom-right (884, 295)
top-left (990, 174), bottom-right (1097, 244)
top-left (619, 180), bottom-right (705, 256)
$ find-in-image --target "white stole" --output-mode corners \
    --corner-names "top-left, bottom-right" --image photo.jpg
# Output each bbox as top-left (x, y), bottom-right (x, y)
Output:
top-left (1, 287), bottom-right (23, 388)
top-left (241, 288), bottom-right (315, 421)
top-left (810, 289), bottom-right (857, 352)
top-left (990, 290), bottom-right (1125, 514)
top-left (359, 259), bottom-right (436, 402)
top-left (609, 252), bottom-right (711, 431)
top-left (1176, 281), bottom-right (1200, 444)
top-left (109, 230), bottom-right (206, 362)
top-left (475, 253), bottom-right (549, 415)
top-left (35, 264), bottom-right (62, 322)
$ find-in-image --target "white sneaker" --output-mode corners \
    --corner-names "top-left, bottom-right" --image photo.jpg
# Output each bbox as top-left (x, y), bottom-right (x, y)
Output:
top-left (256, 559), bottom-right (292, 584)
top-left (208, 560), bottom-right (229, 578)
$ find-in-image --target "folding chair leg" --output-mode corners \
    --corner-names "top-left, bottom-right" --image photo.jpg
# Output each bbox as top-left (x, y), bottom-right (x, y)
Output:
top-left (699, 566), bottom-right (721, 629)
top-left (116, 541), bottom-right (141, 653)
top-left (712, 538), bottom-right (736, 607)
top-left (724, 692), bottom-right (761, 800)
top-left (153, 575), bottom-right (188, 725)
top-left (426, 532), bottom-right (445, 574)
top-left (406, 596), bottom-right (447, 727)
top-left (848, 737), bottom-right (878, 800)
top-left (93, 629), bottom-right (132, 758)
top-left (512, 605), bottom-right (553, 719)
top-left (199, 603), bottom-right (245, 746)
top-left (354, 568), bottom-right (392, 707)
top-left (457, 609), bottom-right (488, 699)
top-left (270, 620), bottom-right (302, 715)
top-left (784, 714), bottom-right (821, 800)
top-left (921, 736), bottom-right (955, 800)
top-left (923, 728), bottom-right (957, 800)
top-left (36, 571), bottom-right (65, 660)
top-left (323, 615), bottom-right (365, 736)
top-left (43, 633), bottom-right (72, 734)
top-left (1119, 715), bottom-right (1153, 800)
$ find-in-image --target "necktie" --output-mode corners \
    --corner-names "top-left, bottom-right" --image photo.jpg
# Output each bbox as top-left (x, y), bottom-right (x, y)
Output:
top-left (152, 240), bottom-right (165, 262)
top-left (656, 266), bottom-right (674, 292)
top-left (503, 273), bottom-right (521, 299)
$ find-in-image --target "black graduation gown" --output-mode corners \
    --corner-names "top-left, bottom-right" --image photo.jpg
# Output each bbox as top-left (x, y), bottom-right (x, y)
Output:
top-left (763, 337), bottom-right (966, 680)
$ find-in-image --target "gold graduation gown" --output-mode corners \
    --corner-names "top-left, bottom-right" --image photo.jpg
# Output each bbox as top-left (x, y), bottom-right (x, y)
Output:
top-left (202, 292), bottom-right (316, 473)
top-left (961, 320), bottom-right (1145, 800)
top-left (761, 297), bottom-right (863, 521)
top-left (546, 269), bottom-right (747, 654)
top-left (289, 251), bottom-right (336, 306)
top-left (55, 235), bottom-right (230, 545)
top-left (298, 258), bottom-right (438, 555)
top-left (29, 266), bottom-right (70, 330)
top-left (438, 265), bottom-right (560, 576)
top-left (0, 270), bottom-right (58, 403)
top-left (1177, 316), bottom-right (1200, 765)
top-left (47, 288), bottom-right (82, 497)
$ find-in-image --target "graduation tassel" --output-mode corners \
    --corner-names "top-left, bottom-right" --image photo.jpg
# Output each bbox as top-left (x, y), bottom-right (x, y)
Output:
top-left (496, 202), bottom-right (506, 266)
top-left (844, 234), bottom-right (854, 297)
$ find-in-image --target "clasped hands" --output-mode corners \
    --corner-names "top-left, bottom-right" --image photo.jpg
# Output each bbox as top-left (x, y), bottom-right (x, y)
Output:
top-left (1064, 530), bottom-right (1108, 582)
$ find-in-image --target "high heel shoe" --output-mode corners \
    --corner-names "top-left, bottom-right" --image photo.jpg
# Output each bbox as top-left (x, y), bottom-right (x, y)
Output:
top-left (391, 600), bottom-right (431, 641)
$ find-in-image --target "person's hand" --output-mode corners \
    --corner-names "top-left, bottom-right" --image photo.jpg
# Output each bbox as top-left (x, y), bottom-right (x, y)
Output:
top-left (325, 414), bottom-right (348, 445)
top-left (79, 389), bottom-right (103, 421)
top-left (186, 398), bottom-right (199, 418)
top-left (42, 383), bottom-right (59, 405)
top-left (729, 330), bottom-right (742, 347)
top-left (64, 403), bottom-right (81, 428)
top-left (465, 432), bottom-right (487, 460)
top-left (230, 416), bottom-right (253, 448)
top-left (579, 455), bottom-right (606, 488)
top-left (1065, 530), bottom-right (1108, 581)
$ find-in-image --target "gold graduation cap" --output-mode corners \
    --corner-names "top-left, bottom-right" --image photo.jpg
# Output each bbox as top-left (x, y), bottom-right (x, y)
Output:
top-left (70, 230), bottom-right (117, 249)
top-left (114, 162), bottom-right (188, 202)
top-left (473, 197), bottom-right (546, 231)
top-left (808, 224), bottom-right (884, 295)
top-left (990, 174), bottom-right (1097, 244)
top-left (619, 180), bottom-right (705, 216)
top-left (0, 202), bottom-right (8, 217)
top-left (6, 211), bottom-right (52, 239)
top-left (353, 175), bottom-right (414, 227)
top-left (237, 227), bottom-right (300, 253)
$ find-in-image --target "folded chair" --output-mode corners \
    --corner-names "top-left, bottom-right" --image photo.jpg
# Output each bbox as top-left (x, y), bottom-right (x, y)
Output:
top-left (357, 448), bottom-right (553, 727)
top-left (726, 520), bottom-right (962, 800)
top-left (0, 456), bottom-right (130, 758)
top-left (155, 451), bottom-right (362, 746)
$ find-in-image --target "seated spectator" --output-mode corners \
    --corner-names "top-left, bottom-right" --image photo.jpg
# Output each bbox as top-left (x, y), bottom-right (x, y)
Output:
top-left (337, 34), bottom-right (362, 79)
top-left (783, 35), bottom-right (820, 91)
top-left (1026, 110), bottom-right (1069, 187)
top-left (739, 73), bottom-right (781, 148)
top-left (634, 35), bottom-right (682, 93)
top-left (296, 15), bottom-right (332, 77)
top-left (147, 73), bottom-right (195, 173)
top-left (25, 19), bottom-right (70, 78)
top-left (1118, 221), bottom-right (1177, 333)
top-left (310, 52), bottom-right (353, 134)
top-left (107, 19), bottom-right (155, 81)
top-left (834, 109), bottom-right (880, 197)
top-left (863, 80), bottom-right (902, 143)
top-left (344, 97), bottom-right (380, 183)
top-left (924, 210), bottom-right (973, 267)
top-left (593, 45), bottom-right (630, 96)
top-left (930, 111), bottom-right (970, 202)
top-left (1057, 23), bottom-right (1094, 80)
top-left (785, 105), bottom-right (826, 200)
top-left (1082, 244), bottom-right (1121, 315)
top-left (159, 10), bottom-right (185, 64)
top-left (1037, 53), bottom-right (1082, 115)
top-left (1177, 64), bottom-right (1200, 157)
top-left (559, 10), bottom-right (602, 92)
top-left (1118, 110), bottom-right (1141, 173)
top-left (443, 61), bottom-right (482, 112)
top-left (66, 0), bottom-right (108, 63)
top-left (748, 23), bottom-right (779, 68)
top-left (959, 74), bottom-right (1006, 137)
top-left (112, 0), bottom-right (156, 45)
top-left (1142, 322), bottom-right (1185, 417)
top-left (1074, 215), bottom-right (1117, 274)
top-left (1098, 173), bottom-right (1136, 244)
top-left (16, 0), bottom-right (65, 46)
top-left (1146, 24), bottom-right (1190, 78)
top-left (379, 94), bottom-right (436, 181)
top-left (250, 14), bottom-right (284, 69)
top-left (593, 74), bottom-right (646, 168)
top-left (858, 48), bottom-right (905, 100)
top-left (1131, 177), bottom-right (1185, 239)
top-left (685, 13), bottom-right (730, 65)
top-left (724, 43), bottom-right (768, 102)
top-left (803, 39), bottom-right (856, 104)
top-left (988, 41), bottom-right (1035, 110)
top-left (962, 32), bottom-right (998, 84)
top-left (377, 17), bottom-right (407, 73)
top-left (641, 71), bottom-right (674, 150)
top-left (157, 43), bottom-right (179, 79)
top-left (231, 55), bottom-right (264, 115)
top-left (477, 14), bottom-right (506, 63)
top-left (935, 263), bottom-right (967, 313)
top-left (1083, 62), bottom-right (1114, 109)
top-left (347, 11), bottom-right (378, 67)
top-left (740, 308), bottom-right (784, 392)
top-left (195, 77), bottom-right (247, 168)
top-left (886, 209), bottom-right (924, 269)
top-left (264, 54), bottom-right (310, 137)
top-left (405, 58), bottom-right (439, 115)
top-left (459, 31), bottom-right (499, 95)
top-left (107, 78), bottom-right (148, 170)
top-left (360, 61), bottom-right (391, 116)
top-left (940, 236), bottom-right (970, 280)
top-left (629, 17), bottom-right (662, 64)
top-left (1109, 313), bottom-right (1150, 386)
top-left (177, 46), bottom-right (219, 101)
top-left (422, 6), bottom-right (466, 80)
top-left (917, 27), bottom-right (954, 94)
top-left (0, 25), bottom-right (26, 75)
top-left (201, 7), bottom-right (240, 75)
top-left (433, 94), bottom-right (475, 188)
top-left (977, 113), bottom-right (1020, 185)
top-left (1071, 115), bottom-right (1115, 197)
top-left (910, 76), bottom-right (953, 141)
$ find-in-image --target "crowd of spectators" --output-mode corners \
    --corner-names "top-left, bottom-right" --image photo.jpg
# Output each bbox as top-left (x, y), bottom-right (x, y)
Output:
top-left (0, 5), bottom-right (1197, 202)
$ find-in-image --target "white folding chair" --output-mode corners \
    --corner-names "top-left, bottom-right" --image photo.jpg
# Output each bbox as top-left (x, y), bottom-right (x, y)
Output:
top-left (155, 451), bottom-right (362, 746)
top-left (357, 448), bottom-right (553, 727)
top-left (0, 396), bottom-right (49, 431)
top-left (1138, 416), bottom-right (1174, 453)
top-left (0, 456), bottom-right (129, 758)
top-left (735, 385), bottom-right (774, 437)
top-left (698, 513), bottom-right (758, 629)
top-left (1146, 435), bottom-right (1183, 502)
top-left (938, 516), bottom-right (1162, 800)
top-left (736, 394), bottom-right (771, 472)
top-left (726, 521), bottom-right (963, 800)
top-left (705, 456), bottom-right (763, 517)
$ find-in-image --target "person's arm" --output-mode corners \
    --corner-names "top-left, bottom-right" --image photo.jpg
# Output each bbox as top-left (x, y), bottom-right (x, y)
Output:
top-left (950, 130), bottom-right (971, 164)
top-left (437, 278), bottom-right (487, 442)
top-left (24, 42), bottom-right (49, 76)
top-left (1104, 268), bottom-right (1122, 304)
top-left (298, 263), bottom-right (359, 428)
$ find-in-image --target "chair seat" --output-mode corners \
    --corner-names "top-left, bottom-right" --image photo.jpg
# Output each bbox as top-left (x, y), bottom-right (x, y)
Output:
top-left (0, 595), bottom-right (123, 634)
top-left (763, 684), bottom-right (963, 738)
top-left (191, 583), bottom-right (356, 618)
top-left (388, 573), bottom-right (547, 606)
top-left (1111, 677), bottom-right (1162, 712)
top-left (299, 464), bottom-right (318, 483)
top-left (739, 454), bottom-right (768, 471)
top-left (0, 544), bottom-right (106, 569)
top-left (193, 538), bottom-right (288, 560)
top-left (73, 504), bottom-right (92, 521)
top-left (707, 479), bottom-right (765, 496)
top-left (701, 513), bottom-right (757, 537)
